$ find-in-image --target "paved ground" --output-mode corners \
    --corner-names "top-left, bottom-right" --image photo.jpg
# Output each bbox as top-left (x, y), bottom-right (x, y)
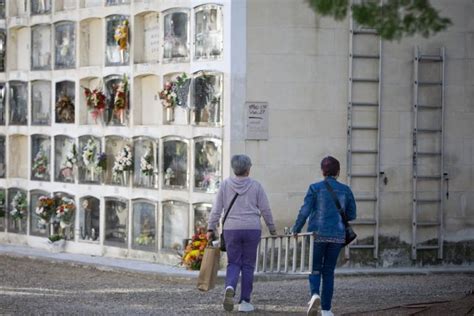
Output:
top-left (0, 255), bottom-right (473, 315)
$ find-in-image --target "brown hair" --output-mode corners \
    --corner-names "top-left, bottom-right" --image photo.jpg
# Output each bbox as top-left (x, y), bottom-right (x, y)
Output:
top-left (321, 156), bottom-right (340, 177)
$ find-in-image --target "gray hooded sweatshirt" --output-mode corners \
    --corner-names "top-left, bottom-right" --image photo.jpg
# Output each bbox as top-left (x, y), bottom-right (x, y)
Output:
top-left (207, 176), bottom-right (276, 232)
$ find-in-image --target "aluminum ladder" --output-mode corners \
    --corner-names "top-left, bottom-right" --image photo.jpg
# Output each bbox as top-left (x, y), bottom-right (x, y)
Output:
top-left (412, 46), bottom-right (446, 260)
top-left (346, 0), bottom-right (383, 259)
top-left (255, 233), bottom-right (314, 274)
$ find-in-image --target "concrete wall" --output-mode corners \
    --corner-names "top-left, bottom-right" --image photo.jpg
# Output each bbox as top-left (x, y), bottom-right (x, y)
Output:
top-left (241, 0), bottom-right (474, 265)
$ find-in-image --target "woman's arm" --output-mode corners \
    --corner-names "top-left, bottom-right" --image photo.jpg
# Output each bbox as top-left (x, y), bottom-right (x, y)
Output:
top-left (346, 189), bottom-right (357, 221)
top-left (291, 185), bottom-right (315, 233)
top-left (257, 184), bottom-right (276, 234)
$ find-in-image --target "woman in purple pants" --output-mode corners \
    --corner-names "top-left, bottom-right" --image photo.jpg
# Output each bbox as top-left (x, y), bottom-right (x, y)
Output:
top-left (207, 154), bottom-right (276, 313)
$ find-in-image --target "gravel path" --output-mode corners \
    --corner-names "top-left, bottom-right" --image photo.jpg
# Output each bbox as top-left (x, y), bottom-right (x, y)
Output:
top-left (0, 255), bottom-right (473, 315)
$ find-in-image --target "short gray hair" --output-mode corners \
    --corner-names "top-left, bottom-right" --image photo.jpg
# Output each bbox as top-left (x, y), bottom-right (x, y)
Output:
top-left (231, 154), bottom-right (252, 176)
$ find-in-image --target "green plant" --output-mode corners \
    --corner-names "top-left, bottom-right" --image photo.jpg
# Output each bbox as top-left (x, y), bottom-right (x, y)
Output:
top-left (306, 0), bottom-right (451, 40)
top-left (48, 234), bottom-right (64, 243)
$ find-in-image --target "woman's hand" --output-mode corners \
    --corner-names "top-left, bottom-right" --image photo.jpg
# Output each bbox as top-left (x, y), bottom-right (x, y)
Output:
top-left (206, 231), bottom-right (215, 241)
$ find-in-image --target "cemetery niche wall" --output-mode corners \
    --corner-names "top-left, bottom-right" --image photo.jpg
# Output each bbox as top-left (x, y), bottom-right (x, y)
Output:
top-left (0, 2), bottom-right (227, 265)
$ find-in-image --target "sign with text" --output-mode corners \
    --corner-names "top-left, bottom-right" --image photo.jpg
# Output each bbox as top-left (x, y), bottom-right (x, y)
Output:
top-left (246, 102), bottom-right (269, 140)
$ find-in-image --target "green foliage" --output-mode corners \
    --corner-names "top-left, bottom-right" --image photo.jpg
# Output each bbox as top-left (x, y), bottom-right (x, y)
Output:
top-left (306, 0), bottom-right (451, 40)
top-left (48, 234), bottom-right (64, 243)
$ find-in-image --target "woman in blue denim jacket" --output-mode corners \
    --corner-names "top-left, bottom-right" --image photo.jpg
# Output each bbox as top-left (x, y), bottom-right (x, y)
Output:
top-left (292, 156), bottom-right (356, 316)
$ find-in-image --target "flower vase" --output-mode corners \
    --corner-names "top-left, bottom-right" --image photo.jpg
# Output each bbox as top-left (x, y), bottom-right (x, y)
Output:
top-left (175, 106), bottom-right (188, 125)
top-left (143, 175), bottom-right (152, 187)
top-left (165, 107), bottom-right (174, 123)
top-left (88, 166), bottom-right (96, 182)
top-left (16, 218), bottom-right (22, 232)
top-left (122, 171), bottom-right (129, 186)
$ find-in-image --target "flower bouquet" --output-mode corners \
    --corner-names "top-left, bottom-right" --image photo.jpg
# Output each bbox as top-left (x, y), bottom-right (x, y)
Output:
top-left (96, 152), bottom-right (107, 175)
top-left (181, 228), bottom-right (208, 270)
top-left (113, 74), bottom-right (129, 124)
top-left (32, 148), bottom-right (49, 179)
top-left (56, 94), bottom-right (75, 123)
top-left (82, 139), bottom-right (101, 181)
top-left (112, 145), bottom-right (133, 184)
top-left (140, 147), bottom-right (154, 176)
top-left (10, 191), bottom-right (27, 220)
top-left (135, 234), bottom-right (154, 246)
top-left (159, 73), bottom-right (190, 109)
top-left (61, 144), bottom-right (77, 182)
top-left (83, 85), bottom-right (106, 124)
top-left (56, 197), bottom-right (75, 227)
top-left (35, 196), bottom-right (56, 224)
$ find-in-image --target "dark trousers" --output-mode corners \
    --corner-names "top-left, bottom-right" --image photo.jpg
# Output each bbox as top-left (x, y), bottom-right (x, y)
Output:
top-left (223, 229), bottom-right (261, 303)
top-left (309, 242), bottom-right (343, 310)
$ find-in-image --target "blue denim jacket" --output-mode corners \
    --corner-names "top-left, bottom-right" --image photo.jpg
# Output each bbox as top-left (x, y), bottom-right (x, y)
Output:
top-left (292, 177), bottom-right (357, 241)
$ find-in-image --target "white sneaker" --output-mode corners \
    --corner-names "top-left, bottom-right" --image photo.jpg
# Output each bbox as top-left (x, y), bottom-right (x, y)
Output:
top-left (322, 310), bottom-right (334, 316)
top-left (223, 286), bottom-right (235, 312)
top-left (307, 294), bottom-right (321, 316)
top-left (238, 301), bottom-right (255, 312)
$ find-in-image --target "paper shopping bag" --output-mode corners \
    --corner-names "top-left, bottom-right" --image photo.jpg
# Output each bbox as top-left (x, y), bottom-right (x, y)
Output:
top-left (197, 246), bottom-right (221, 291)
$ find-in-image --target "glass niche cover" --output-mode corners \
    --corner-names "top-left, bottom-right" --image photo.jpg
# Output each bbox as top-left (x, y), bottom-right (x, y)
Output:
top-left (105, 136), bottom-right (132, 186)
top-left (106, 15), bottom-right (130, 66)
top-left (163, 138), bottom-right (188, 189)
top-left (105, 197), bottom-right (128, 247)
top-left (54, 22), bottom-right (76, 69)
top-left (53, 192), bottom-right (75, 240)
top-left (133, 137), bottom-right (157, 188)
top-left (54, 135), bottom-right (76, 183)
top-left (163, 10), bottom-right (189, 62)
top-left (193, 203), bottom-right (211, 232)
top-left (162, 200), bottom-right (188, 250)
top-left (78, 136), bottom-right (103, 184)
top-left (31, 24), bottom-right (52, 70)
top-left (0, 188), bottom-right (5, 230)
top-left (55, 81), bottom-right (75, 124)
top-left (193, 72), bottom-right (223, 126)
top-left (194, 5), bottom-right (223, 60)
top-left (31, 0), bottom-right (52, 15)
top-left (0, 1), bottom-right (5, 19)
top-left (9, 81), bottom-right (28, 125)
top-left (31, 81), bottom-right (51, 125)
top-left (7, 188), bottom-right (28, 234)
top-left (105, 74), bottom-right (129, 126)
top-left (132, 200), bottom-right (156, 251)
top-left (0, 135), bottom-right (5, 178)
top-left (0, 30), bottom-right (6, 72)
top-left (194, 138), bottom-right (221, 193)
top-left (79, 196), bottom-right (100, 242)
top-left (31, 134), bottom-right (51, 181)
top-left (0, 83), bottom-right (5, 125)
top-left (30, 190), bottom-right (49, 237)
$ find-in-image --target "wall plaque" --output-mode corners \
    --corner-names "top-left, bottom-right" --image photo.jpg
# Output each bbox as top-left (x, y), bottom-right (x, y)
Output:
top-left (245, 101), bottom-right (268, 140)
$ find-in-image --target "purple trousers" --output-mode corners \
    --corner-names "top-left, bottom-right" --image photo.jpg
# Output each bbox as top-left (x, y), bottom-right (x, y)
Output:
top-left (223, 229), bottom-right (261, 303)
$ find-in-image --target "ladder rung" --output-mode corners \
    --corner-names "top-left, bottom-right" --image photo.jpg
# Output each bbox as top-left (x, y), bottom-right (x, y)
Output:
top-left (416, 199), bottom-right (441, 204)
top-left (417, 81), bottom-right (442, 86)
top-left (352, 78), bottom-right (379, 83)
top-left (352, 54), bottom-right (380, 59)
top-left (349, 244), bottom-right (376, 249)
top-left (416, 128), bottom-right (442, 133)
top-left (418, 55), bottom-right (443, 62)
top-left (351, 126), bottom-right (378, 131)
top-left (415, 175), bottom-right (442, 180)
top-left (352, 29), bottom-right (378, 35)
top-left (355, 196), bottom-right (377, 202)
top-left (416, 245), bottom-right (439, 250)
top-left (352, 219), bottom-right (376, 225)
top-left (351, 102), bottom-right (379, 107)
top-left (417, 105), bottom-right (442, 110)
top-left (350, 173), bottom-right (378, 178)
top-left (416, 221), bottom-right (440, 227)
top-left (351, 149), bottom-right (378, 154)
top-left (417, 152), bottom-right (442, 156)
